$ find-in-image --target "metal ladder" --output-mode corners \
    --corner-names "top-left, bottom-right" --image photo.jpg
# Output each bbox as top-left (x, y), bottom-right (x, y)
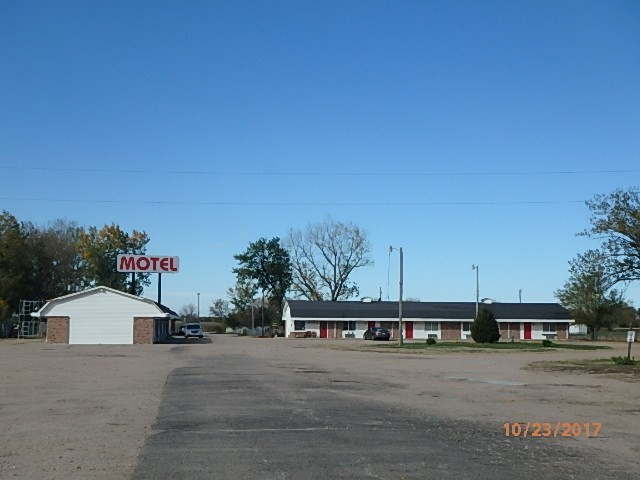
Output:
top-left (18, 300), bottom-right (44, 338)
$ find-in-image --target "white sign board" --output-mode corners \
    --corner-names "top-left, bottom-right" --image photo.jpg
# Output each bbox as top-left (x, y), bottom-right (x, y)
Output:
top-left (627, 331), bottom-right (636, 343)
top-left (116, 254), bottom-right (179, 273)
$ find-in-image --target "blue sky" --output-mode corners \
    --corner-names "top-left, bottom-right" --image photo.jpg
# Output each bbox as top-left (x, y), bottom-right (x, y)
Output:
top-left (1, 0), bottom-right (639, 312)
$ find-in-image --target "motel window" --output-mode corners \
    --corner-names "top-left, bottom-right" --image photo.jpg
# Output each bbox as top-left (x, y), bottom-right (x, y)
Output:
top-left (462, 322), bottom-right (471, 333)
top-left (425, 321), bottom-right (439, 332)
top-left (294, 321), bottom-right (306, 331)
top-left (543, 323), bottom-right (556, 333)
top-left (342, 321), bottom-right (356, 331)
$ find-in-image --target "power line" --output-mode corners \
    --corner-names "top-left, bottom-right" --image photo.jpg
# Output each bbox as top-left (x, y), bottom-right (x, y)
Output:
top-left (0, 196), bottom-right (585, 207)
top-left (1, 165), bottom-right (638, 177)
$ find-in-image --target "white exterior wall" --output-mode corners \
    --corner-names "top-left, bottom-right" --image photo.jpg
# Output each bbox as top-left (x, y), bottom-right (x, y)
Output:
top-left (40, 289), bottom-right (164, 344)
top-left (498, 318), bottom-right (562, 340)
top-left (461, 322), bottom-right (472, 340)
top-left (410, 321), bottom-right (427, 339)
top-left (529, 322), bottom-right (561, 340)
top-left (530, 323), bottom-right (544, 340)
top-left (570, 324), bottom-right (587, 335)
top-left (422, 320), bottom-right (442, 339)
top-left (343, 321), bottom-right (368, 339)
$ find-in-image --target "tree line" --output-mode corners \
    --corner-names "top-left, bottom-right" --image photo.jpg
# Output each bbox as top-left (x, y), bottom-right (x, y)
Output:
top-left (213, 218), bottom-right (374, 331)
top-left (218, 190), bottom-right (640, 339)
top-left (4, 186), bottom-right (639, 340)
top-left (0, 211), bottom-right (150, 321)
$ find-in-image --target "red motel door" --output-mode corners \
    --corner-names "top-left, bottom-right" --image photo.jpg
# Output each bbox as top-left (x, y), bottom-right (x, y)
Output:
top-left (524, 323), bottom-right (532, 340)
top-left (368, 321), bottom-right (376, 328)
top-left (405, 321), bottom-right (413, 339)
top-left (320, 321), bottom-right (328, 338)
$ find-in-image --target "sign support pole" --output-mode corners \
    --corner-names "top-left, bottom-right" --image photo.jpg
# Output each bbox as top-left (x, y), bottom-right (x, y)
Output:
top-left (158, 273), bottom-right (162, 304)
top-left (627, 327), bottom-right (635, 360)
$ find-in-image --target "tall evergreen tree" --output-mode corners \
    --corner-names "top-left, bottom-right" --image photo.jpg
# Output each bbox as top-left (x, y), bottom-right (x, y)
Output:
top-left (471, 308), bottom-right (501, 343)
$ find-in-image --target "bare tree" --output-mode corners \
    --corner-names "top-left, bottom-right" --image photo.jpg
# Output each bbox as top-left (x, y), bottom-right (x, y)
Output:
top-left (180, 303), bottom-right (197, 322)
top-left (286, 217), bottom-right (373, 301)
top-left (209, 298), bottom-right (229, 318)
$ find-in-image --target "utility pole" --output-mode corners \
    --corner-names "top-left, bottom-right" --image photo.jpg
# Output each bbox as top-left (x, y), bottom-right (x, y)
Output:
top-left (390, 246), bottom-right (404, 347)
top-left (399, 247), bottom-right (403, 347)
top-left (197, 292), bottom-right (200, 320)
top-left (251, 298), bottom-right (255, 333)
top-left (472, 265), bottom-right (479, 318)
top-left (519, 289), bottom-right (522, 304)
top-left (261, 290), bottom-right (265, 338)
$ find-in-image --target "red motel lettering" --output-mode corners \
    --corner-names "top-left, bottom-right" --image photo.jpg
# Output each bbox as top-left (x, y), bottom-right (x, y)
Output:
top-left (116, 255), bottom-right (180, 273)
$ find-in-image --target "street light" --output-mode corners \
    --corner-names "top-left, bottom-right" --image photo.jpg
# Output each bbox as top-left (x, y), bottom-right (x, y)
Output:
top-left (197, 292), bottom-right (200, 320)
top-left (471, 265), bottom-right (479, 318)
top-left (389, 246), bottom-right (404, 347)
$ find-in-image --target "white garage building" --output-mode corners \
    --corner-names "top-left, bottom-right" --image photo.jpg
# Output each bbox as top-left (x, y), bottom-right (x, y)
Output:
top-left (32, 286), bottom-right (179, 344)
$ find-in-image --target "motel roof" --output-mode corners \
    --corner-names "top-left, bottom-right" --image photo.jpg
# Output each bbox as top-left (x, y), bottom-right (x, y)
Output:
top-left (285, 300), bottom-right (571, 321)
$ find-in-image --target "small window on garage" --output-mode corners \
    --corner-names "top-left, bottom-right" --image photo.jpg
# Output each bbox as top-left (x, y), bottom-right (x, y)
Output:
top-left (342, 321), bottom-right (356, 331)
top-left (543, 323), bottom-right (556, 333)
top-left (294, 320), bottom-right (306, 331)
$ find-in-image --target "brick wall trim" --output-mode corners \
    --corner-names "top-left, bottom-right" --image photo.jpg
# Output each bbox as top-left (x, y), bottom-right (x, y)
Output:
top-left (46, 317), bottom-right (70, 344)
top-left (133, 317), bottom-right (154, 344)
top-left (441, 321), bottom-right (460, 340)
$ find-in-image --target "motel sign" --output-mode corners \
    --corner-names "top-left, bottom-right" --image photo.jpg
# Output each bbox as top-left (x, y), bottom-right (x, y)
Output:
top-left (116, 254), bottom-right (179, 273)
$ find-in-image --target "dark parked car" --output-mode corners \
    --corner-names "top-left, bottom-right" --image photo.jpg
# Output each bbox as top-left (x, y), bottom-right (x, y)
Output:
top-left (363, 327), bottom-right (390, 341)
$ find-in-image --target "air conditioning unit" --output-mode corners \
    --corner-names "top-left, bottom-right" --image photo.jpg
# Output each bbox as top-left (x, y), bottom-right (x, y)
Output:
top-left (427, 334), bottom-right (438, 339)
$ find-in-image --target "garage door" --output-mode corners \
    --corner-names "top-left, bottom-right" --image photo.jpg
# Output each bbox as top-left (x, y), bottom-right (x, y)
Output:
top-left (69, 314), bottom-right (134, 344)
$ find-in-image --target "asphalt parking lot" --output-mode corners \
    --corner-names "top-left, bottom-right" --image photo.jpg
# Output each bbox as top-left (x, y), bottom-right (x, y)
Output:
top-left (1, 336), bottom-right (638, 479)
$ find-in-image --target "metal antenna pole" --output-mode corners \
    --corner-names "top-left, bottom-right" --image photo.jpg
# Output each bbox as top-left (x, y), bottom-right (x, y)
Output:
top-left (399, 247), bottom-right (404, 347)
top-left (472, 265), bottom-right (479, 318)
top-left (389, 246), bottom-right (405, 346)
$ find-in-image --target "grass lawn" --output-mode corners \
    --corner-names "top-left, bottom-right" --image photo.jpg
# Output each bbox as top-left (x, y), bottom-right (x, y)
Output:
top-left (528, 358), bottom-right (640, 381)
top-left (375, 341), bottom-right (610, 351)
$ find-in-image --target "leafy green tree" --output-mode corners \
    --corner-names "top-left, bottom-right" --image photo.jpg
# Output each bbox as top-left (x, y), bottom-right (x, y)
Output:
top-left (233, 237), bottom-right (292, 323)
top-left (227, 278), bottom-right (258, 314)
top-left (77, 224), bottom-right (150, 294)
top-left (555, 250), bottom-right (629, 340)
top-left (23, 219), bottom-right (85, 300)
top-left (286, 217), bottom-right (373, 301)
top-left (0, 211), bottom-right (30, 312)
top-left (581, 187), bottom-right (640, 284)
top-left (471, 308), bottom-right (501, 343)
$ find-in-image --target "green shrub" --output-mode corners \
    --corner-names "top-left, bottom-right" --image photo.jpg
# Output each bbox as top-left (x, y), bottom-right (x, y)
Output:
top-left (611, 356), bottom-right (636, 365)
top-left (471, 308), bottom-right (501, 343)
top-left (426, 337), bottom-right (437, 345)
top-left (542, 339), bottom-right (553, 348)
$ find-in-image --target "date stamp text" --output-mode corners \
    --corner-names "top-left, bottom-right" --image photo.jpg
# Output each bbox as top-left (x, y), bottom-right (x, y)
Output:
top-left (503, 422), bottom-right (601, 438)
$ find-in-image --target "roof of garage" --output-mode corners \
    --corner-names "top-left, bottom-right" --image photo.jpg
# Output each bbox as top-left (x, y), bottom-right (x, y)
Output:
top-left (285, 300), bottom-right (571, 321)
top-left (32, 286), bottom-right (179, 319)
